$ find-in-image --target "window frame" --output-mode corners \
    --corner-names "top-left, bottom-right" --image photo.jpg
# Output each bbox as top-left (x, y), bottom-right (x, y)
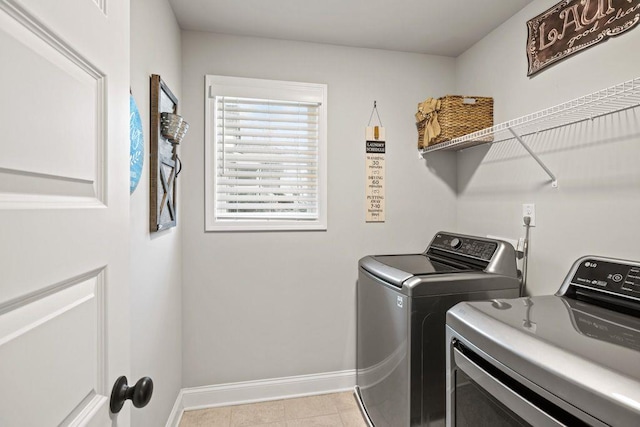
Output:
top-left (205, 75), bottom-right (328, 231)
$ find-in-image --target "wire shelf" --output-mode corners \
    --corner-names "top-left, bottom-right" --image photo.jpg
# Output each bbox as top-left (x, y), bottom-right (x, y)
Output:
top-left (419, 76), bottom-right (640, 154)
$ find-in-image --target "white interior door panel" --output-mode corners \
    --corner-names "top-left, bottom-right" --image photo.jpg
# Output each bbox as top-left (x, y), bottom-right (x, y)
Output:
top-left (0, 0), bottom-right (130, 425)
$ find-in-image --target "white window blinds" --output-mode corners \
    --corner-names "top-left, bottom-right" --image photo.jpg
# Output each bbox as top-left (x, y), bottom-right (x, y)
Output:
top-left (214, 96), bottom-right (321, 222)
top-left (206, 75), bottom-right (327, 231)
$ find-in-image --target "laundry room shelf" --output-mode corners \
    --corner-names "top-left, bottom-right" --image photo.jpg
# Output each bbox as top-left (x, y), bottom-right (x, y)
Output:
top-left (420, 76), bottom-right (640, 156)
top-left (419, 76), bottom-right (640, 187)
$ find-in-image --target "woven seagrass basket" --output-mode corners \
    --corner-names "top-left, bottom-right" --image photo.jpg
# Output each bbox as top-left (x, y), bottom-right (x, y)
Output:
top-left (417, 95), bottom-right (493, 149)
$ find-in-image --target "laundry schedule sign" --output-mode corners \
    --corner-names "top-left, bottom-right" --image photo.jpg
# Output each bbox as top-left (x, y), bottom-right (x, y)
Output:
top-left (365, 126), bottom-right (385, 222)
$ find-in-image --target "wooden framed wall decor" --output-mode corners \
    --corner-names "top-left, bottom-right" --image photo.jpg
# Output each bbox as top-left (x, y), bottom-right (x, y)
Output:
top-left (526, 0), bottom-right (640, 76)
top-left (150, 74), bottom-right (179, 232)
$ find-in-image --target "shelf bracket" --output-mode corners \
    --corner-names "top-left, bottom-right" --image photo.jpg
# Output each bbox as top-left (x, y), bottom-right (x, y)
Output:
top-left (507, 127), bottom-right (558, 188)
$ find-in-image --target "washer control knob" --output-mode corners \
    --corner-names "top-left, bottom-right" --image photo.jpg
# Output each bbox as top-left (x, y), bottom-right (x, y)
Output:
top-left (450, 238), bottom-right (462, 250)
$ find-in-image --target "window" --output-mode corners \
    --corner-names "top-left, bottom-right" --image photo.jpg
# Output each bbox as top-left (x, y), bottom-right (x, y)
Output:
top-left (205, 75), bottom-right (327, 231)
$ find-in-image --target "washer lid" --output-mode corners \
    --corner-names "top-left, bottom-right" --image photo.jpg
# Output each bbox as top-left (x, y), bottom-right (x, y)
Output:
top-left (359, 254), bottom-right (467, 287)
top-left (372, 254), bottom-right (464, 275)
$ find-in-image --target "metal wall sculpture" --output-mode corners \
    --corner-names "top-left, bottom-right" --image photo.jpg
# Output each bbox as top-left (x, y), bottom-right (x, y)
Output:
top-left (150, 74), bottom-right (180, 232)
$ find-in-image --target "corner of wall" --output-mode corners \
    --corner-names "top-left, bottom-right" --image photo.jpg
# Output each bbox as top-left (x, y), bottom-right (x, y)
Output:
top-left (130, 0), bottom-right (183, 426)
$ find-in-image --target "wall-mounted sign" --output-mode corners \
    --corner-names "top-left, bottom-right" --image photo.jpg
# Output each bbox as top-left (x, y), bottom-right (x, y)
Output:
top-left (129, 94), bottom-right (144, 194)
top-left (365, 126), bottom-right (385, 223)
top-left (526, 0), bottom-right (640, 76)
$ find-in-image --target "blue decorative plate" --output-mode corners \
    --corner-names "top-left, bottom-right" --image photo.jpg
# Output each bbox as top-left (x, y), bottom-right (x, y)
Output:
top-left (130, 94), bottom-right (144, 194)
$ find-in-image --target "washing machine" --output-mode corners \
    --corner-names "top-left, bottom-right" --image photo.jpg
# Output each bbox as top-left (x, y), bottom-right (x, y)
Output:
top-left (355, 232), bottom-right (521, 427)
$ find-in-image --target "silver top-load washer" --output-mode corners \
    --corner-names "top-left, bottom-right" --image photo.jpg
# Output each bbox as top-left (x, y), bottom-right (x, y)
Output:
top-left (446, 256), bottom-right (640, 426)
top-left (356, 232), bottom-right (521, 427)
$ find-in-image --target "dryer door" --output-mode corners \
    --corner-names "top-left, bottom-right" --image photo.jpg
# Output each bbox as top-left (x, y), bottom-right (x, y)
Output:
top-left (447, 339), bottom-right (606, 427)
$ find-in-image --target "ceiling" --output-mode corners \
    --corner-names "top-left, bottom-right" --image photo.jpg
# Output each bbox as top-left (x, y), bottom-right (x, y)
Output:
top-left (168, 0), bottom-right (533, 56)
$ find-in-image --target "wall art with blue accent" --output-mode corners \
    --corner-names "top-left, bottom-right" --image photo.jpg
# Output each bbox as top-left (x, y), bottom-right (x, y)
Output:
top-left (130, 94), bottom-right (144, 194)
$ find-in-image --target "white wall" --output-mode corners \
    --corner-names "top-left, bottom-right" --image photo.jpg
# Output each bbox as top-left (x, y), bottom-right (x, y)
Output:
top-left (180, 32), bottom-right (458, 387)
top-left (454, 0), bottom-right (640, 295)
top-left (130, 0), bottom-right (182, 425)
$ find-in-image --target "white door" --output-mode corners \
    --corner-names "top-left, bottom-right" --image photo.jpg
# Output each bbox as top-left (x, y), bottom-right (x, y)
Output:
top-left (0, 0), bottom-right (130, 425)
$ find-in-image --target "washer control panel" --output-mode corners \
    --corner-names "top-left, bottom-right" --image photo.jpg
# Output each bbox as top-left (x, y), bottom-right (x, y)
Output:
top-left (570, 258), bottom-right (640, 301)
top-left (430, 233), bottom-right (498, 261)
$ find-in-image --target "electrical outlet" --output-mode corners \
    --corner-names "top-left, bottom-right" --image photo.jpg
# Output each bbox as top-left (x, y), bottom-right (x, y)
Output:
top-left (522, 203), bottom-right (536, 227)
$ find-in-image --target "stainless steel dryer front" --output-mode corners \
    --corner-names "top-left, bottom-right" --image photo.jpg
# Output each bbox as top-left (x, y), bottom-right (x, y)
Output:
top-left (356, 232), bottom-right (520, 427)
top-left (446, 256), bottom-right (640, 427)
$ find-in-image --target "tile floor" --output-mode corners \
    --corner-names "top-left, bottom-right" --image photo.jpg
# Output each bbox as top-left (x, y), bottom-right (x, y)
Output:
top-left (178, 391), bottom-right (368, 427)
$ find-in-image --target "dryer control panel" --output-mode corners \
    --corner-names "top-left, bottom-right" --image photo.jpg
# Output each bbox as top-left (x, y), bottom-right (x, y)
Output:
top-left (565, 257), bottom-right (640, 303)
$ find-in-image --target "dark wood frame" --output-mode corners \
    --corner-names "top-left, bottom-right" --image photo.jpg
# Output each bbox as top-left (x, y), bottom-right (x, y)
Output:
top-left (526, 0), bottom-right (640, 76)
top-left (150, 74), bottom-right (179, 232)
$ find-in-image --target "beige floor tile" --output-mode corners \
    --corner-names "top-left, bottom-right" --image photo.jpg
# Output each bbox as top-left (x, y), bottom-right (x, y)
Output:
top-left (286, 414), bottom-right (343, 427)
top-left (180, 406), bottom-right (231, 427)
top-left (179, 393), bottom-right (367, 427)
top-left (338, 409), bottom-right (367, 427)
top-left (284, 394), bottom-right (338, 420)
top-left (230, 400), bottom-right (286, 426)
top-left (330, 392), bottom-right (357, 412)
top-left (241, 423), bottom-right (286, 427)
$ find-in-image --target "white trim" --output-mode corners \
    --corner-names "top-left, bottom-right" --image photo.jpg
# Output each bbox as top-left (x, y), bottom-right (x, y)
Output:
top-left (204, 75), bottom-right (328, 232)
top-left (165, 388), bottom-right (186, 427)
top-left (165, 369), bottom-right (356, 427)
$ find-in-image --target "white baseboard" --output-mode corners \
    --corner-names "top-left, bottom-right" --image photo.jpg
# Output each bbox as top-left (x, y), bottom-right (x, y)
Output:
top-left (165, 369), bottom-right (356, 427)
top-left (165, 389), bottom-right (186, 427)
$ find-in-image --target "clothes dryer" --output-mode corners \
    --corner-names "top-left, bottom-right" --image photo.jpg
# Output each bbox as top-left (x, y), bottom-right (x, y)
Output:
top-left (446, 256), bottom-right (640, 426)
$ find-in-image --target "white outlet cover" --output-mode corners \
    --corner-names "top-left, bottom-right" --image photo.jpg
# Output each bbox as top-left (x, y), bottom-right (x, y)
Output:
top-left (522, 203), bottom-right (536, 226)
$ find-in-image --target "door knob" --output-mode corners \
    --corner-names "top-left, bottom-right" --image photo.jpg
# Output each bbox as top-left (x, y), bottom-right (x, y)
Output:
top-left (110, 376), bottom-right (154, 413)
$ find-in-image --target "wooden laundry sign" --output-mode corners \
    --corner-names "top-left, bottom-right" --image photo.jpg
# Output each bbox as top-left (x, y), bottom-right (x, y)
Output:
top-left (365, 126), bottom-right (385, 223)
top-left (526, 0), bottom-right (640, 76)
